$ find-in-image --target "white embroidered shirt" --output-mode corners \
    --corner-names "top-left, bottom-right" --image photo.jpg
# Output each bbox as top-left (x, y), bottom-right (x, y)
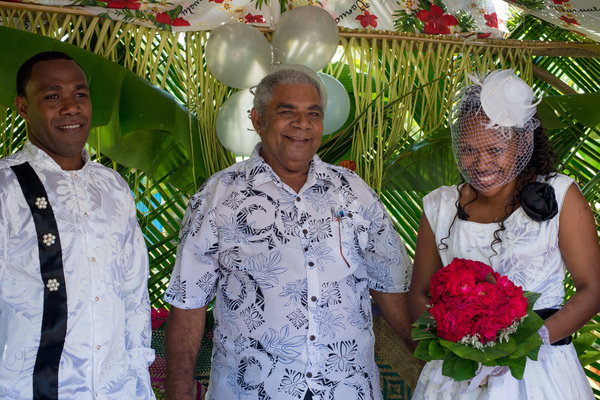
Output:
top-left (0, 141), bottom-right (155, 399)
top-left (165, 145), bottom-right (411, 400)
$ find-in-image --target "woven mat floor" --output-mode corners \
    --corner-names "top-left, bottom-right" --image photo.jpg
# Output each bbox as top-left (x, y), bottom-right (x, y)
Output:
top-left (150, 309), bottom-right (421, 399)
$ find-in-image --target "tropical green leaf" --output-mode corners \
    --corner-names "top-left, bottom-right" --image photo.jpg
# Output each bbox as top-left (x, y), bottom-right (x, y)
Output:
top-left (0, 26), bottom-right (207, 193)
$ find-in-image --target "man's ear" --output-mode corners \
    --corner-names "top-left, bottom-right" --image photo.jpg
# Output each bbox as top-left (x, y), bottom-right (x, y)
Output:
top-left (250, 108), bottom-right (262, 135)
top-left (15, 96), bottom-right (29, 122)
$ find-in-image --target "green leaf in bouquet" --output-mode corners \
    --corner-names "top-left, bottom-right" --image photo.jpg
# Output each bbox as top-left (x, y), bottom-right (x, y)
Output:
top-left (453, 357), bottom-right (479, 382)
top-left (411, 309), bottom-right (438, 340)
top-left (507, 332), bottom-right (543, 360)
top-left (414, 339), bottom-right (435, 362)
top-left (442, 353), bottom-right (478, 381)
top-left (430, 339), bottom-right (449, 359)
top-left (510, 313), bottom-right (545, 341)
top-left (507, 358), bottom-right (527, 380)
top-left (412, 327), bottom-right (436, 341)
top-left (441, 337), bottom-right (516, 364)
top-left (412, 310), bottom-right (436, 328)
top-left (495, 354), bottom-right (528, 379)
top-left (441, 353), bottom-right (459, 379)
top-left (523, 291), bottom-right (542, 307)
top-left (524, 346), bottom-right (540, 362)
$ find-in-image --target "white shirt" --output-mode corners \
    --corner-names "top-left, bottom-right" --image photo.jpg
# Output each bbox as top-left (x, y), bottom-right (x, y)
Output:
top-left (165, 145), bottom-right (411, 400)
top-left (0, 141), bottom-right (155, 399)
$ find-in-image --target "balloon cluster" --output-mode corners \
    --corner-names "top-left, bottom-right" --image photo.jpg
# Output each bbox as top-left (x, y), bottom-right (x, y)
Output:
top-left (206, 6), bottom-right (350, 155)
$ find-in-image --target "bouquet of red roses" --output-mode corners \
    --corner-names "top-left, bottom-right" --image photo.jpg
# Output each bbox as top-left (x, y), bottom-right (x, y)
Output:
top-left (412, 258), bottom-right (545, 381)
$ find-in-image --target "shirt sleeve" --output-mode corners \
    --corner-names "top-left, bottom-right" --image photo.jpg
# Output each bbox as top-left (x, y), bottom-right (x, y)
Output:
top-left (0, 184), bottom-right (6, 291)
top-left (164, 179), bottom-right (220, 309)
top-left (352, 181), bottom-right (412, 293)
top-left (121, 188), bottom-right (156, 399)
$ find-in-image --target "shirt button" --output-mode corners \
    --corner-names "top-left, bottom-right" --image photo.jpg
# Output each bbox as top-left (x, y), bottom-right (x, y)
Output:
top-left (74, 174), bottom-right (78, 179)
top-left (311, 296), bottom-right (317, 302)
top-left (296, 196), bottom-right (301, 202)
top-left (97, 345), bottom-right (101, 350)
top-left (308, 261), bottom-right (314, 267)
top-left (310, 335), bottom-right (316, 341)
top-left (92, 257), bottom-right (96, 262)
top-left (306, 372), bottom-right (313, 378)
top-left (348, 212), bottom-right (353, 217)
top-left (84, 212), bottom-right (89, 217)
top-left (95, 296), bottom-right (100, 301)
top-left (304, 247), bottom-right (308, 252)
top-left (302, 229), bottom-right (308, 235)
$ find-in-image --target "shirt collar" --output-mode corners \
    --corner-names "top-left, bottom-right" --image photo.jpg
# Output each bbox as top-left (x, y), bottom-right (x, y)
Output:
top-left (23, 139), bottom-right (90, 172)
top-left (245, 142), bottom-right (338, 191)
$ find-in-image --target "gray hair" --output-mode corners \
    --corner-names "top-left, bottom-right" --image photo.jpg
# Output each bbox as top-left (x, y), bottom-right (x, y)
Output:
top-left (253, 68), bottom-right (324, 117)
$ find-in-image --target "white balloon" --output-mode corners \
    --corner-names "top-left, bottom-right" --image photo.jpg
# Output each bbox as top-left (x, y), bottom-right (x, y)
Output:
top-left (206, 22), bottom-right (271, 89)
top-left (216, 89), bottom-right (261, 155)
top-left (318, 73), bottom-right (351, 135)
top-left (272, 6), bottom-right (339, 71)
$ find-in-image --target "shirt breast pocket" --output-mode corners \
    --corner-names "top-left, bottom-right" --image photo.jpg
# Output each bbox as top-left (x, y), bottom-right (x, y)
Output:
top-left (329, 212), bottom-right (370, 278)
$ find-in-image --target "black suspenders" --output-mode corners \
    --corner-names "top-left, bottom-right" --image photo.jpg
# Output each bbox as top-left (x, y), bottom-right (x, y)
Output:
top-left (11, 162), bottom-right (68, 400)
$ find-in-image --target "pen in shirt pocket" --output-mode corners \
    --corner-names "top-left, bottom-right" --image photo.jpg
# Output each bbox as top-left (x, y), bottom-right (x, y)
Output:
top-left (331, 207), bottom-right (351, 268)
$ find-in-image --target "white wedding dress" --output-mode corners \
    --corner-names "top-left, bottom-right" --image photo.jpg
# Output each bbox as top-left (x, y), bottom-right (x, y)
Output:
top-left (413, 173), bottom-right (594, 400)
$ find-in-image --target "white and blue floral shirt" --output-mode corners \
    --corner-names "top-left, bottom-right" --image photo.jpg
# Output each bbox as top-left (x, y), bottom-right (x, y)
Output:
top-left (165, 144), bottom-right (411, 400)
top-left (0, 141), bottom-right (155, 399)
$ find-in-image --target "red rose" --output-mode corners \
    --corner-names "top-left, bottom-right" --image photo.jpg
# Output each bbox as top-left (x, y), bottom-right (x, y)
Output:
top-left (427, 258), bottom-right (529, 345)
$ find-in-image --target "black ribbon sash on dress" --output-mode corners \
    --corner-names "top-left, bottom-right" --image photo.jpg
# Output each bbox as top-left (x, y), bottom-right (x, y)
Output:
top-left (11, 162), bottom-right (68, 400)
top-left (534, 308), bottom-right (572, 346)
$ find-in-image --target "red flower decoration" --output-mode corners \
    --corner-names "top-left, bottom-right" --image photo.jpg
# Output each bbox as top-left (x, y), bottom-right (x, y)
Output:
top-left (338, 160), bottom-right (356, 171)
top-left (106, 0), bottom-right (141, 9)
top-left (151, 307), bottom-right (169, 330)
top-left (245, 13), bottom-right (265, 23)
top-left (428, 258), bottom-right (528, 344)
top-left (209, 0), bottom-right (225, 3)
top-left (484, 12), bottom-right (498, 28)
top-left (172, 17), bottom-right (190, 26)
top-left (559, 15), bottom-right (579, 25)
top-left (155, 12), bottom-right (172, 24)
top-left (155, 12), bottom-right (190, 26)
top-left (356, 10), bottom-right (378, 28)
top-left (416, 4), bottom-right (459, 35)
top-left (477, 33), bottom-right (492, 39)
top-left (553, 0), bottom-right (569, 3)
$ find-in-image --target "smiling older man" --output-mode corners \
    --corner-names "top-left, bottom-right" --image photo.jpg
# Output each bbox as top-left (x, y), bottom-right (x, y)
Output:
top-left (164, 68), bottom-right (413, 400)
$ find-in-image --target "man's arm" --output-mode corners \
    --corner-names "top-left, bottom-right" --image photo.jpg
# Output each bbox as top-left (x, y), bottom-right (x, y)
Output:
top-left (165, 305), bottom-right (208, 400)
top-left (369, 290), bottom-right (417, 352)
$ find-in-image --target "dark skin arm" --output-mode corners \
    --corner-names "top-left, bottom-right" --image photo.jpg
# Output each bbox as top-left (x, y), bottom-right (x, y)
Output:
top-left (407, 213), bottom-right (444, 324)
top-left (370, 290), bottom-right (418, 352)
top-left (165, 305), bottom-right (208, 400)
top-left (546, 184), bottom-right (600, 343)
